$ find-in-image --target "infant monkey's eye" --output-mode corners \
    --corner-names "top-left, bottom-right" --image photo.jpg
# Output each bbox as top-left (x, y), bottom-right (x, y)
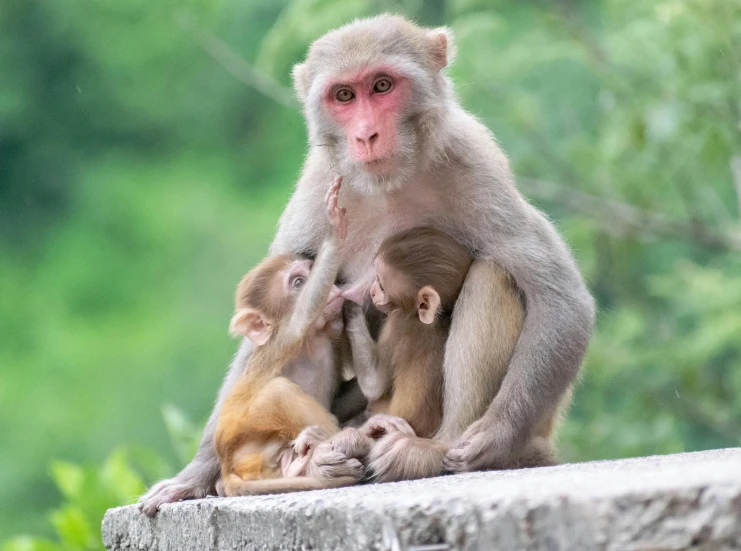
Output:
top-left (291, 276), bottom-right (305, 289)
top-left (377, 279), bottom-right (384, 292)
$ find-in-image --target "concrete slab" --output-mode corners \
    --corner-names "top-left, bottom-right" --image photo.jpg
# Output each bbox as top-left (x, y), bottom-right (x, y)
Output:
top-left (102, 448), bottom-right (741, 550)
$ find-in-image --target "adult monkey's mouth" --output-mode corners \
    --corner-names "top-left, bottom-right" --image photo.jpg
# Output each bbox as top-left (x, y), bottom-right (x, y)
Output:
top-left (362, 155), bottom-right (396, 173)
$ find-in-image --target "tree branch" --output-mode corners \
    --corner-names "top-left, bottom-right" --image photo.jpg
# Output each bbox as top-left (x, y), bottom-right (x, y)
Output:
top-left (519, 177), bottom-right (741, 252)
top-left (175, 12), bottom-right (298, 110)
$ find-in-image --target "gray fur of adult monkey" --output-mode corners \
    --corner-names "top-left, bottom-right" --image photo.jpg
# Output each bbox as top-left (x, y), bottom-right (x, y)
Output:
top-left (139, 14), bottom-right (594, 515)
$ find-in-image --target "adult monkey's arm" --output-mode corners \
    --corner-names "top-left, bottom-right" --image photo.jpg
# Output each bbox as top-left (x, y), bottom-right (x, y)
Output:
top-left (443, 172), bottom-right (595, 471)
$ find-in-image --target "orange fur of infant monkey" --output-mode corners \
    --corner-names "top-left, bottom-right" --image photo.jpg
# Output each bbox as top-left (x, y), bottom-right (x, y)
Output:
top-left (215, 178), bottom-right (363, 496)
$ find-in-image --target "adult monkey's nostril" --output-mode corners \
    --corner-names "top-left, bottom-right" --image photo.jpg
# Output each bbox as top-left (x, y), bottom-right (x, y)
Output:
top-left (356, 133), bottom-right (379, 150)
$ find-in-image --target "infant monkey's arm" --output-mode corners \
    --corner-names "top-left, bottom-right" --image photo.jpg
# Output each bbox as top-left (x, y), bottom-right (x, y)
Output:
top-left (345, 304), bottom-right (390, 402)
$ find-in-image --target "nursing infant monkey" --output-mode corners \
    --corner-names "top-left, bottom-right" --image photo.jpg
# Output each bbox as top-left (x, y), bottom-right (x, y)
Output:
top-left (140, 14), bottom-right (594, 514)
top-left (337, 227), bottom-right (482, 482)
top-left (215, 185), bottom-right (488, 494)
top-left (312, 227), bottom-right (553, 483)
top-left (215, 178), bottom-right (363, 495)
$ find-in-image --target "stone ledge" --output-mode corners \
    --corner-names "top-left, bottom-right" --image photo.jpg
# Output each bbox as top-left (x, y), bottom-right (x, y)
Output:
top-left (102, 448), bottom-right (741, 551)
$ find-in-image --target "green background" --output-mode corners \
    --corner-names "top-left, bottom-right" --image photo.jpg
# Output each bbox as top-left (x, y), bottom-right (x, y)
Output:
top-left (2, 0), bottom-right (740, 548)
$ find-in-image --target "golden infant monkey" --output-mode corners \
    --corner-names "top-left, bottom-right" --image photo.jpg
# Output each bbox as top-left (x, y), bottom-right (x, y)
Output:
top-left (215, 178), bottom-right (364, 496)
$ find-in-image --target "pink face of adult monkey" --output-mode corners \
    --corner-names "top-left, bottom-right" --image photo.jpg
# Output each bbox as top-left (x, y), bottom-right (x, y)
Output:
top-left (139, 15), bottom-right (594, 515)
top-left (325, 68), bottom-right (405, 167)
top-left (292, 18), bottom-right (453, 194)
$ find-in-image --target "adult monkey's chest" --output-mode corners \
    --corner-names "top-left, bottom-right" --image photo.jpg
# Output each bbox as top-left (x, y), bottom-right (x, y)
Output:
top-left (339, 176), bottom-right (458, 281)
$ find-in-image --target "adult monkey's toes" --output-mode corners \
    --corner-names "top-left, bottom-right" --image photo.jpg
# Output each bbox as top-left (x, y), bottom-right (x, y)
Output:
top-left (444, 419), bottom-right (517, 472)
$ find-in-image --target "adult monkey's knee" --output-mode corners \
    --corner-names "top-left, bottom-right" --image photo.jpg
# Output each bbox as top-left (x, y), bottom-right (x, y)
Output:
top-left (437, 260), bottom-right (524, 443)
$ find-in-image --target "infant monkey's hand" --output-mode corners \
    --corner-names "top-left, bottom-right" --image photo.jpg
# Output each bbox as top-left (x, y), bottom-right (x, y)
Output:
top-left (325, 176), bottom-right (347, 241)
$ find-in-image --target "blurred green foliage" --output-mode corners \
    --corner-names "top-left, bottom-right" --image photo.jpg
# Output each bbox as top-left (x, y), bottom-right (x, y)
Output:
top-left (1, 451), bottom-right (147, 551)
top-left (0, 407), bottom-right (197, 551)
top-left (1, 0), bottom-right (740, 544)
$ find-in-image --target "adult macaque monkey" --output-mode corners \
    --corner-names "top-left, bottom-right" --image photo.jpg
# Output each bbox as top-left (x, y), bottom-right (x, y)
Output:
top-left (139, 14), bottom-right (593, 514)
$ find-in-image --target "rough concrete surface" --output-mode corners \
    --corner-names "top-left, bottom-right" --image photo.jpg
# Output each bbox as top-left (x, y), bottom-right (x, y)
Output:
top-left (103, 448), bottom-right (741, 551)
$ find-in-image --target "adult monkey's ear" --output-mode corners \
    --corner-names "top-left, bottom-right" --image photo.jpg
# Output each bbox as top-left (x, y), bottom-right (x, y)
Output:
top-left (292, 62), bottom-right (310, 103)
top-left (229, 308), bottom-right (273, 345)
top-left (426, 27), bottom-right (456, 71)
top-left (416, 286), bottom-right (441, 325)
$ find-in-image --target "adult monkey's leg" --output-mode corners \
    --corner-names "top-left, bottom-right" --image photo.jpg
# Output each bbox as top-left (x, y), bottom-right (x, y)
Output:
top-left (444, 199), bottom-right (595, 471)
top-left (138, 339), bottom-right (253, 516)
top-left (436, 261), bottom-right (524, 445)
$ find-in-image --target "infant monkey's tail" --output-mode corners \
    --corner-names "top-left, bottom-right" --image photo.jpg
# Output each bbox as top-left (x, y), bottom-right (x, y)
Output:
top-left (368, 434), bottom-right (448, 482)
top-left (223, 475), bottom-right (359, 496)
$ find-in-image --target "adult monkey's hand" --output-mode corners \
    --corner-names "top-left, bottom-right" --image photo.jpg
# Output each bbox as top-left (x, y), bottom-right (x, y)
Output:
top-left (139, 14), bottom-right (593, 515)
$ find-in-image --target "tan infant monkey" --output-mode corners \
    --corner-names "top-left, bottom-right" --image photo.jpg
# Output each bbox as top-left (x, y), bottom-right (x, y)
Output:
top-left (214, 178), bottom-right (364, 496)
top-left (327, 227), bottom-right (487, 482)
top-left (334, 226), bottom-right (556, 482)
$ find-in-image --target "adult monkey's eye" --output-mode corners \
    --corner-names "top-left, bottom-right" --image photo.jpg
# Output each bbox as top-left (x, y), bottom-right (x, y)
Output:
top-left (373, 78), bottom-right (393, 93)
top-left (336, 88), bottom-right (354, 102)
top-left (292, 276), bottom-right (305, 288)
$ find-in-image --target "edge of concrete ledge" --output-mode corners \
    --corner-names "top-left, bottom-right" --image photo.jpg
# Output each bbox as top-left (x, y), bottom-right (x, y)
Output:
top-left (103, 448), bottom-right (741, 551)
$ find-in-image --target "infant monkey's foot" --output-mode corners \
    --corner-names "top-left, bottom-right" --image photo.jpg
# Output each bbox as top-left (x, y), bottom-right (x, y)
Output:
top-left (281, 425), bottom-right (333, 477)
top-left (361, 414), bottom-right (416, 440)
top-left (328, 427), bottom-right (373, 459)
top-left (293, 425), bottom-right (331, 457)
top-left (307, 427), bottom-right (372, 481)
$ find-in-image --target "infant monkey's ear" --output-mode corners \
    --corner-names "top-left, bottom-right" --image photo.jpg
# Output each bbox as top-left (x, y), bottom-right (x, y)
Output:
top-left (416, 286), bottom-right (441, 324)
top-left (230, 308), bottom-right (273, 345)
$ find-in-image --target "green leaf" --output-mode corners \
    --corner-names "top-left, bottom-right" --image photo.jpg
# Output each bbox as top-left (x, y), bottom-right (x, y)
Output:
top-left (100, 450), bottom-right (146, 505)
top-left (49, 507), bottom-right (94, 550)
top-left (50, 462), bottom-right (85, 501)
top-left (161, 404), bottom-right (201, 466)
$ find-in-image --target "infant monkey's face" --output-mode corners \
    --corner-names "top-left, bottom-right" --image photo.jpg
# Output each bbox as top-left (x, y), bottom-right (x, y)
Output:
top-left (370, 257), bottom-right (393, 313)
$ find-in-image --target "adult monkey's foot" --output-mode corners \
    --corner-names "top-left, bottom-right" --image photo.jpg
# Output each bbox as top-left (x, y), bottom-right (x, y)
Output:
top-left (368, 433), bottom-right (448, 482)
top-left (138, 476), bottom-right (210, 517)
top-left (443, 418), bottom-right (517, 472)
